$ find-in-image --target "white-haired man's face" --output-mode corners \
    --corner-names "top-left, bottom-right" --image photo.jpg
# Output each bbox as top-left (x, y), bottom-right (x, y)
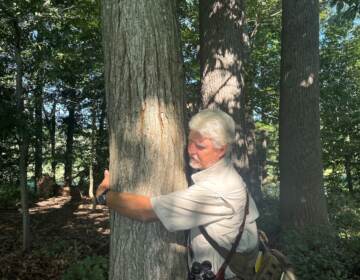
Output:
top-left (187, 130), bottom-right (227, 170)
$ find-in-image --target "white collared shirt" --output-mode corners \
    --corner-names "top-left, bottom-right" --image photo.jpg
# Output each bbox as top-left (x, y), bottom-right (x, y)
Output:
top-left (151, 158), bottom-right (259, 278)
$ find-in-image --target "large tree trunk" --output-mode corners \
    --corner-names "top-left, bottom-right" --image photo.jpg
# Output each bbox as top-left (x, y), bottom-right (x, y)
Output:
top-left (14, 20), bottom-right (30, 252)
top-left (199, 0), bottom-right (262, 203)
top-left (279, 0), bottom-right (329, 229)
top-left (102, 1), bottom-right (188, 279)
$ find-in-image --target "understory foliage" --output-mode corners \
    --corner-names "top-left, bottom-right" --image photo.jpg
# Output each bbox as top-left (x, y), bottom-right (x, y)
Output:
top-left (282, 225), bottom-right (360, 280)
top-left (0, 184), bottom-right (37, 208)
top-left (62, 256), bottom-right (108, 280)
top-left (259, 184), bottom-right (360, 280)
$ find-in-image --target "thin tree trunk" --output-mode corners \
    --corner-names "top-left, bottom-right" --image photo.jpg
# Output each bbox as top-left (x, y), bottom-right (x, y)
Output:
top-left (64, 100), bottom-right (75, 187)
top-left (14, 20), bottom-right (30, 252)
top-left (257, 130), bottom-right (268, 185)
top-left (279, 0), bottom-right (329, 229)
top-left (34, 85), bottom-right (43, 190)
top-left (102, 0), bottom-right (187, 279)
top-left (94, 95), bottom-right (107, 186)
top-left (344, 155), bottom-right (353, 193)
top-left (199, 0), bottom-right (262, 203)
top-left (50, 102), bottom-right (57, 179)
top-left (89, 102), bottom-right (97, 208)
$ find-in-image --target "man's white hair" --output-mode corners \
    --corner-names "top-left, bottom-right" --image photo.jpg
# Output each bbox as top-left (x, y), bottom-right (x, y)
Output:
top-left (189, 109), bottom-right (235, 149)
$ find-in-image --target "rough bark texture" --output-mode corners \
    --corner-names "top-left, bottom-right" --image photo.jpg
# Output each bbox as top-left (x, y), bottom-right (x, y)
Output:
top-left (14, 20), bottom-right (30, 251)
top-left (279, 0), bottom-right (329, 228)
top-left (199, 0), bottom-right (262, 203)
top-left (102, 1), bottom-right (188, 279)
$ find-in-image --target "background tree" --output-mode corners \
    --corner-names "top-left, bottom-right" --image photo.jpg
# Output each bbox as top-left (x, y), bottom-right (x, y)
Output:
top-left (199, 0), bottom-right (262, 203)
top-left (279, 0), bottom-right (329, 229)
top-left (102, 0), bottom-right (188, 279)
top-left (0, 0), bottom-right (42, 251)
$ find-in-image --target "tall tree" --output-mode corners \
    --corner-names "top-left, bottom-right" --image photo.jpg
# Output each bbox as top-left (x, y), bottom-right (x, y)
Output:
top-left (279, 0), bottom-right (329, 228)
top-left (0, 0), bottom-right (34, 251)
top-left (14, 17), bottom-right (31, 251)
top-left (94, 93), bottom-right (108, 185)
top-left (199, 0), bottom-right (262, 203)
top-left (34, 82), bottom-right (43, 187)
top-left (88, 100), bottom-right (97, 208)
top-left (63, 92), bottom-right (76, 187)
top-left (102, 1), bottom-right (188, 279)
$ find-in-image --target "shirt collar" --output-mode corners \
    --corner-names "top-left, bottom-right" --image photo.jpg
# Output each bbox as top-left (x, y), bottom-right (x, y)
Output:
top-left (191, 157), bottom-right (230, 184)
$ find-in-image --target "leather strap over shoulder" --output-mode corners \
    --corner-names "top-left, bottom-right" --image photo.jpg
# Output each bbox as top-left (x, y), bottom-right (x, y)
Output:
top-left (199, 191), bottom-right (250, 279)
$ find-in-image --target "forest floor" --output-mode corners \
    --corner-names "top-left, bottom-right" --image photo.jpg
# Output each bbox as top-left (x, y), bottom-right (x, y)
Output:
top-left (0, 194), bottom-right (110, 280)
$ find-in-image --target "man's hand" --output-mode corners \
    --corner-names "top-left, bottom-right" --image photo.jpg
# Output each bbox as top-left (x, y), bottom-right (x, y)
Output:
top-left (96, 169), bottom-right (110, 197)
top-left (94, 169), bottom-right (158, 221)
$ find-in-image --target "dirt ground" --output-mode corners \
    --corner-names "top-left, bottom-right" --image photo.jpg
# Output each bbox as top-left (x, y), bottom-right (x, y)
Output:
top-left (0, 195), bottom-right (110, 280)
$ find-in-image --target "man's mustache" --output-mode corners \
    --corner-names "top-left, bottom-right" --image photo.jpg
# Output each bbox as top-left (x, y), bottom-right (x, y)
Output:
top-left (190, 156), bottom-right (199, 162)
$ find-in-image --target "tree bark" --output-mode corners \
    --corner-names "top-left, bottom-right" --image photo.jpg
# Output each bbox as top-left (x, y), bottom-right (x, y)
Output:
top-left (257, 130), bottom-right (268, 189)
top-left (344, 155), bottom-right (353, 193)
top-left (14, 19), bottom-right (30, 252)
top-left (199, 0), bottom-right (262, 203)
top-left (94, 95), bottom-right (107, 186)
top-left (50, 102), bottom-right (57, 179)
top-left (279, 0), bottom-right (329, 229)
top-left (89, 102), bottom-right (97, 208)
top-left (34, 84), bottom-right (43, 189)
top-left (64, 98), bottom-right (75, 187)
top-left (102, 1), bottom-right (187, 279)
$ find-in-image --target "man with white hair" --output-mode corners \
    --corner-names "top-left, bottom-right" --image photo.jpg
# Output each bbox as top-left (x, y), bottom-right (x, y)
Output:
top-left (96, 109), bottom-right (259, 280)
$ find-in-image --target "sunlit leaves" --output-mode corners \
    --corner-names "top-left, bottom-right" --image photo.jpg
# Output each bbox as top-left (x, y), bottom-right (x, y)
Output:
top-left (320, 15), bottom-right (360, 191)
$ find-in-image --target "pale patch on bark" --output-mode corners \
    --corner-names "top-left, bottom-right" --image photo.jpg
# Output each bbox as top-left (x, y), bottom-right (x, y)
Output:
top-left (300, 73), bottom-right (315, 87)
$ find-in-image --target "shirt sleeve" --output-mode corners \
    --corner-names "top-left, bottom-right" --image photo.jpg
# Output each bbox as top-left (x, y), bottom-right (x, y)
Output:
top-left (150, 184), bottom-right (234, 232)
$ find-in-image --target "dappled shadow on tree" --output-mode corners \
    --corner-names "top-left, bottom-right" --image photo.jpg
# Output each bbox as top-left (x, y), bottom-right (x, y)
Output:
top-left (107, 120), bottom-right (190, 257)
top-left (199, 0), bottom-right (263, 205)
top-left (199, 0), bottom-right (248, 112)
top-left (0, 195), bottom-right (110, 279)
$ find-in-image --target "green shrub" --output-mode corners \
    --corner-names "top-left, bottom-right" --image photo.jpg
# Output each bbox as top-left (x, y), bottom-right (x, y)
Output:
top-left (0, 184), bottom-right (21, 208)
top-left (281, 226), bottom-right (359, 280)
top-left (0, 183), bottom-right (38, 208)
top-left (62, 255), bottom-right (108, 280)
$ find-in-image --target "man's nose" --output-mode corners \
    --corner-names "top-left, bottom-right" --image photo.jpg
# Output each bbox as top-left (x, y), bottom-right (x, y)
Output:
top-left (187, 143), bottom-right (195, 155)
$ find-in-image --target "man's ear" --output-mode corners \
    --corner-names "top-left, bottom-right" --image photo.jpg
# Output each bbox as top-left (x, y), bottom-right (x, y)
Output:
top-left (218, 144), bottom-right (228, 159)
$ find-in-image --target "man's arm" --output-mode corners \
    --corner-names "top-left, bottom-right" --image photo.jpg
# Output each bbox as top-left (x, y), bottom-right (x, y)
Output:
top-left (106, 191), bottom-right (158, 222)
top-left (96, 170), bottom-right (158, 222)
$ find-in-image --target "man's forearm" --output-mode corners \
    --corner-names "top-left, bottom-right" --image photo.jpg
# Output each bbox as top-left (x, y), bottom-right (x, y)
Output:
top-left (106, 191), bottom-right (158, 222)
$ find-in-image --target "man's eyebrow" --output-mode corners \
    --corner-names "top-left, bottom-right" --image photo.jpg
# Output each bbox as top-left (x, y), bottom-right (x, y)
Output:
top-left (196, 142), bottom-right (206, 147)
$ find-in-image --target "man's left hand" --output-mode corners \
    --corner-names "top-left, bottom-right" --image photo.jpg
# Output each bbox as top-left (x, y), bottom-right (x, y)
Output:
top-left (96, 169), bottom-right (110, 197)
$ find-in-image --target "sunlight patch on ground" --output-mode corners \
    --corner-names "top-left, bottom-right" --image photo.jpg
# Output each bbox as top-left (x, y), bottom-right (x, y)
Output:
top-left (30, 196), bottom-right (71, 214)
